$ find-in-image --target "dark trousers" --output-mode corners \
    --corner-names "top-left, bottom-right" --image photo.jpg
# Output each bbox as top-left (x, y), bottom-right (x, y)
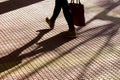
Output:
top-left (51, 0), bottom-right (75, 30)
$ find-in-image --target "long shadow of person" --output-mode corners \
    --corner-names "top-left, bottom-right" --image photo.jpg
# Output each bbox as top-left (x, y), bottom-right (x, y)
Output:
top-left (0, 29), bottom-right (51, 73)
top-left (0, 30), bottom-right (74, 73)
top-left (17, 32), bottom-right (74, 61)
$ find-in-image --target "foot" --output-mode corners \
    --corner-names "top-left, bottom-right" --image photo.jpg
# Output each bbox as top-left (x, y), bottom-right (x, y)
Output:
top-left (46, 17), bottom-right (54, 29)
top-left (64, 29), bottom-right (77, 38)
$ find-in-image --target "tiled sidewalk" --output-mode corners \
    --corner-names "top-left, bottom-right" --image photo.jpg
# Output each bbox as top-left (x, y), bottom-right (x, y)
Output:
top-left (0, 0), bottom-right (120, 80)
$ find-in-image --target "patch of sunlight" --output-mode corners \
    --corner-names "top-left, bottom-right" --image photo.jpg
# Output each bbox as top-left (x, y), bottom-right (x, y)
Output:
top-left (107, 12), bottom-right (120, 18)
top-left (86, 6), bottom-right (104, 13)
top-left (0, 0), bottom-right (8, 3)
top-left (116, 46), bottom-right (120, 51)
top-left (112, 0), bottom-right (119, 2)
top-left (107, 6), bottom-right (120, 18)
top-left (51, 51), bottom-right (97, 69)
top-left (87, 19), bottom-right (112, 28)
top-left (85, 7), bottom-right (105, 22)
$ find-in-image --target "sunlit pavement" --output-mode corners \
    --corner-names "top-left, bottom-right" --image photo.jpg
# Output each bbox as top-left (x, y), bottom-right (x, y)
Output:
top-left (0, 0), bottom-right (120, 79)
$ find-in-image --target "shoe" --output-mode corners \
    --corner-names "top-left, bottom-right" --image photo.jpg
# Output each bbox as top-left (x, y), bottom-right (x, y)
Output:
top-left (46, 17), bottom-right (54, 29)
top-left (64, 29), bottom-right (77, 38)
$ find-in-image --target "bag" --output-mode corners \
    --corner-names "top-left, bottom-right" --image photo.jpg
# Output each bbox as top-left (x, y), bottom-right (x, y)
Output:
top-left (69, 0), bottom-right (85, 26)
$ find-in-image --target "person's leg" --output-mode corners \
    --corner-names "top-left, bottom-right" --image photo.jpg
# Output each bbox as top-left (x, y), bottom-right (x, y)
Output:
top-left (61, 0), bottom-right (76, 37)
top-left (50, 0), bottom-right (61, 22)
top-left (46, 0), bottom-right (61, 29)
top-left (61, 0), bottom-right (75, 31)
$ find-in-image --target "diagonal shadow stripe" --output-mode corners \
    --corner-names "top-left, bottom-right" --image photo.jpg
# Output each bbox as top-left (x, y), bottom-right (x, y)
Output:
top-left (0, 0), bottom-right (44, 14)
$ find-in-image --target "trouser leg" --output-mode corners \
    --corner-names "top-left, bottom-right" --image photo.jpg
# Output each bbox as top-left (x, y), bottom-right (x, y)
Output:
top-left (61, 0), bottom-right (75, 30)
top-left (50, 0), bottom-right (61, 22)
